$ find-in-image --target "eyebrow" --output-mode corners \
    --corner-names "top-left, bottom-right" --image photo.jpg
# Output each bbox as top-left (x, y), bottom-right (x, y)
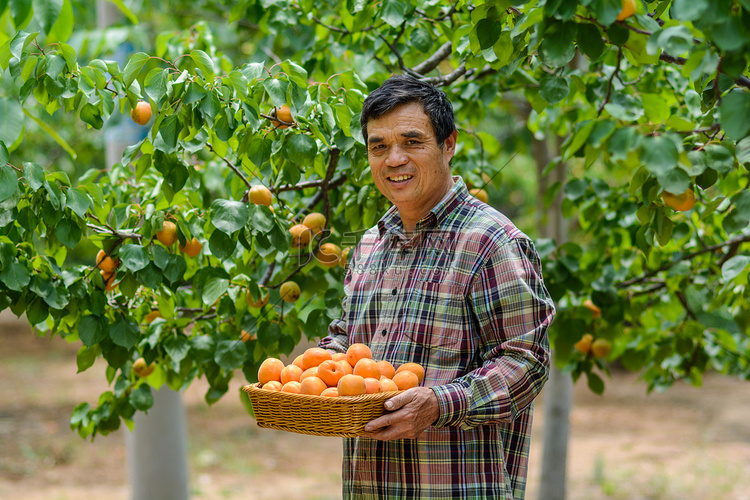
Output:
top-left (367, 130), bottom-right (427, 145)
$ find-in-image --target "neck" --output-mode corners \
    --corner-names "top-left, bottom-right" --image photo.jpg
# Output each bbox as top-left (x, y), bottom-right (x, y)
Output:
top-left (397, 177), bottom-right (455, 235)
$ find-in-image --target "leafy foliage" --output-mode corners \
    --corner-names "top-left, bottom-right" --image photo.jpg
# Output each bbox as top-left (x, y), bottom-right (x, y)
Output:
top-left (0, 0), bottom-right (748, 437)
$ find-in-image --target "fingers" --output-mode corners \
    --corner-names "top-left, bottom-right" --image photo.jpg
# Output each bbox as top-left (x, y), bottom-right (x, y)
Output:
top-left (361, 387), bottom-right (440, 441)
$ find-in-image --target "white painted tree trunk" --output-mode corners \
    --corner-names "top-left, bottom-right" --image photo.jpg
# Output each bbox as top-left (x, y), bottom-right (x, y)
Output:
top-left (97, 2), bottom-right (190, 499)
top-left (534, 136), bottom-right (573, 500)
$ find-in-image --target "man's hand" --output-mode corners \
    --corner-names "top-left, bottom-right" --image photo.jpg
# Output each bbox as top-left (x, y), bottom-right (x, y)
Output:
top-left (362, 387), bottom-right (440, 440)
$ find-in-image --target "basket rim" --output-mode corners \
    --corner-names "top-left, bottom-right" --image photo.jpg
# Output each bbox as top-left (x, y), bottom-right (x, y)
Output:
top-left (242, 382), bottom-right (402, 404)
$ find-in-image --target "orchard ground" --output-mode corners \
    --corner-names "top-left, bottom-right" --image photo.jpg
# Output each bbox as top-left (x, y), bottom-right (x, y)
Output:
top-left (1, 311), bottom-right (749, 500)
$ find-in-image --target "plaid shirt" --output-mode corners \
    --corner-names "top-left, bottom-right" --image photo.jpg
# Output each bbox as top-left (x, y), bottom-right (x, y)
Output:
top-left (320, 177), bottom-right (554, 499)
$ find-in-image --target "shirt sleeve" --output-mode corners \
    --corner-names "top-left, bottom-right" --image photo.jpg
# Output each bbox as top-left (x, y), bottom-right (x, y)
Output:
top-left (431, 236), bottom-right (554, 429)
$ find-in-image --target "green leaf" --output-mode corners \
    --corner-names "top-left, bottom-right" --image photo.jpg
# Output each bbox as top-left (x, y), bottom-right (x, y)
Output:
top-left (46, 0), bottom-right (73, 43)
top-left (283, 134), bottom-right (318, 165)
top-left (280, 60), bottom-right (308, 88)
top-left (0, 98), bottom-right (24, 147)
top-left (586, 371), bottom-right (605, 394)
top-left (76, 345), bottom-right (98, 373)
top-left (722, 255), bottom-right (750, 282)
top-left (539, 74), bottom-right (570, 105)
top-left (163, 254), bottom-right (186, 284)
top-left (0, 141), bottom-right (7, 166)
top-left (380, 0), bottom-right (407, 28)
top-left (107, 0), bottom-right (138, 25)
top-left (119, 244), bottom-right (150, 272)
top-left (588, 0), bottom-right (622, 25)
top-left (78, 315), bottom-right (107, 347)
top-left (145, 68), bottom-right (169, 102)
top-left (0, 165), bottom-right (18, 202)
top-left (475, 18), bottom-right (503, 51)
top-left (540, 22), bottom-right (578, 67)
top-left (670, 0), bottom-right (708, 21)
top-left (263, 79), bottom-right (288, 108)
top-left (214, 340), bottom-right (246, 371)
top-left (165, 335), bottom-right (190, 363)
top-left (202, 277), bottom-right (228, 305)
top-left (123, 52), bottom-right (149, 86)
top-left (0, 261), bottom-right (29, 291)
top-left (65, 187), bottom-right (92, 218)
top-left (190, 49), bottom-right (216, 81)
top-left (719, 90), bottom-right (750, 141)
top-left (35, 0), bottom-right (63, 35)
top-left (577, 23), bottom-right (605, 61)
top-left (410, 27), bottom-right (433, 52)
top-left (80, 103), bottom-right (103, 129)
top-left (110, 318), bottom-right (140, 349)
top-left (129, 386), bottom-right (154, 411)
top-left (208, 230), bottom-right (236, 261)
top-left (55, 218), bottom-right (82, 248)
top-left (10, 0), bottom-right (33, 28)
top-left (22, 162), bottom-right (44, 190)
top-left (210, 199), bottom-right (250, 235)
top-left (70, 402), bottom-right (90, 427)
top-left (640, 136), bottom-right (678, 176)
top-left (251, 205), bottom-right (275, 234)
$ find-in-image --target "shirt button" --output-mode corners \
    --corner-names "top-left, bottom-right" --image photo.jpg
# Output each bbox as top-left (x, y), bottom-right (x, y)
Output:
top-left (391, 289), bottom-right (397, 295)
top-left (381, 329), bottom-right (387, 336)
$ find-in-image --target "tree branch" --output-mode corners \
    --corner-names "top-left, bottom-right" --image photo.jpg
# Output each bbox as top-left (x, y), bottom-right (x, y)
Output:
top-left (598, 47), bottom-right (623, 116)
top-left (207, 143), bottom-right (254, 191)
top-left (617, 234), bottom-right (750, 288)
top-left (412, 42), bottom-right (453, 75)
top-left (422, 60), bottom-right (467, 86)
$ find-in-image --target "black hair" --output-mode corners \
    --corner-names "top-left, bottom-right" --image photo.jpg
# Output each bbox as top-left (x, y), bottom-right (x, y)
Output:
top-left (360, 75), bottom-right (455, 146)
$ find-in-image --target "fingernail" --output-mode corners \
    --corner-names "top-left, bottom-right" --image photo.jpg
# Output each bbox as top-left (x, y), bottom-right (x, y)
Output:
top-left (385, 401), bottom-right (393, 410)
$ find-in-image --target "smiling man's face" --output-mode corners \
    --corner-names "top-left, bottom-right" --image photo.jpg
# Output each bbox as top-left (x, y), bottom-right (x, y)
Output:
top-left (366, 102), bottom-right (457, 232)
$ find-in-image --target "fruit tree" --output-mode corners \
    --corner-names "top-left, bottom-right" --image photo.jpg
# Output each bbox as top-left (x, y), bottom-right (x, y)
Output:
top-left (0, 0), bottom-right (749, 441)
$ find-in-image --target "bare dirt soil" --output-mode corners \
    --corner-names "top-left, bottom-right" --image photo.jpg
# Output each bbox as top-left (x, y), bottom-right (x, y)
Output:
top-left (1, 312), bottom-right (749, 500)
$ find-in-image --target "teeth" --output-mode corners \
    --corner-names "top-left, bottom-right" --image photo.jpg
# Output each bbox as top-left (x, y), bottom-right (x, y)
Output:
top-left (390, 175), bottom-right (412, 182)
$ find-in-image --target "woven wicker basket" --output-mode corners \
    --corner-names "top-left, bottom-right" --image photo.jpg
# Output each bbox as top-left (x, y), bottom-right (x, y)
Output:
top-left (242, 383), bottom-right (401, 437)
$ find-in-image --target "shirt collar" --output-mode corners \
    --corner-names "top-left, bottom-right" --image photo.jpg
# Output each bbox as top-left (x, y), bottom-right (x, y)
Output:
top-left (377, 176), bottom-right (469, 238)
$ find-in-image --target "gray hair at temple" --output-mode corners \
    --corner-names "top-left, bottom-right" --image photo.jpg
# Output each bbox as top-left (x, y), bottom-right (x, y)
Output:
top-left (359, 74), bottom-right (455, 147)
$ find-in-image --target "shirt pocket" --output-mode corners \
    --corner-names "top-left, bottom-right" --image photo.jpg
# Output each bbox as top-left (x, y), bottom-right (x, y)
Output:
top-left (400, 280), bottom-right (466, 349)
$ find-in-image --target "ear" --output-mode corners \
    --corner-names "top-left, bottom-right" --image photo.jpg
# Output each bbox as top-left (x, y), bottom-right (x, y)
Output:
top-left (443, 129), bottom-right (457, 160)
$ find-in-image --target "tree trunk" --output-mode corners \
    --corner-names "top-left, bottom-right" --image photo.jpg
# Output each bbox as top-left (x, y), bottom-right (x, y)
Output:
top-left (534, 135), bottom-right (573, 500)
top-left (97, 2), bottom-right (190, 499)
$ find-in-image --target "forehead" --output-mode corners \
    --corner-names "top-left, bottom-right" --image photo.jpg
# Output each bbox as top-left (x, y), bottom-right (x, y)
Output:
top-left (366, 102), bottom-right (434, 142)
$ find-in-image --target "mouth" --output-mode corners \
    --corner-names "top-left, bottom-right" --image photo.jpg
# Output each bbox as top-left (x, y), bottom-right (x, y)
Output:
top-left (388, 174), bottom-right (414, 183)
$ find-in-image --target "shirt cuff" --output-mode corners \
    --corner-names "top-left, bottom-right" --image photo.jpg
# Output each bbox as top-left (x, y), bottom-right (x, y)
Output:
top-left (431, 382), bottom-right (470, 428)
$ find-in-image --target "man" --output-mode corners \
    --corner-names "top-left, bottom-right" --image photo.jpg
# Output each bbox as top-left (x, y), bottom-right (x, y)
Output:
top-left (319, 74), bottom-right (555, 499)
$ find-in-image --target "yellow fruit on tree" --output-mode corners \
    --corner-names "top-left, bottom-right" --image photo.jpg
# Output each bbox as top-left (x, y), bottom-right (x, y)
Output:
top-left (248, 184), bottom-right (273, 206)
top-left (582, 299), bottom-right (602, 319)
top-left (469, 188), bottom-right (489, 203)
top-left (100, 270), bottom-right (117, 292)
top-left (95, 249), bottom-right (119, 273)
top-left (133, 357), bottom-right (155, 377)
top-left (302, 212), bottom-right (326, 235)
top-left (591, 338), bottom-right (612, 359)
top-left (145, 310), bottom-right (162, 323)
top-left (246, 286), bottom-right (269, 308)
top-left (661, 188), bottom-right (696, 212)
top-left (240, 330), bottom-right (255, 342)
top-left (271, 105), bottom-right (294, 129)
top-left (179, 237), bottom-right (203, 258)
top-left (339, 247), bottom-right (351, 269)
top-left (617, 0), bottom-right (636, 21)
top-left (130, 101), bottom-right (152, 126)
top-left (279, 281), bottom-right (301, 303)
top-left (289, 224), bottom-right (312, 249)
top-left (156, 221), bottom-right (178, 247)
top-left (574, 333), bottom-right (594, 354)
top-left (316, 243), bottom-right (342, 268)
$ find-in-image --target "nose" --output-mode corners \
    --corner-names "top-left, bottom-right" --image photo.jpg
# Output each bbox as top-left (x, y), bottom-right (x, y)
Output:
top-left (385, 144), bottom-right (408, 167)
